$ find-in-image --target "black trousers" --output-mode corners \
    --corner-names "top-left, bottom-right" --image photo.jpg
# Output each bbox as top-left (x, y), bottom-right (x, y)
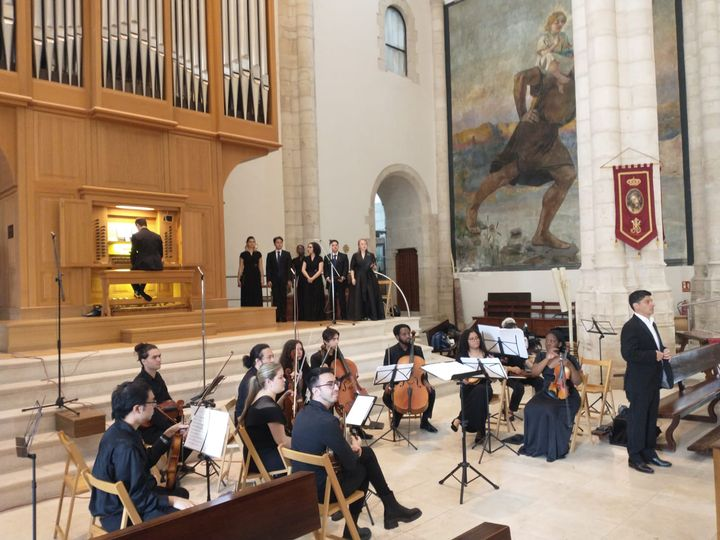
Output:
top-left (334, 446), bottom-right (390, 518)
top-left (626, 386), bottom-right (660, 463)
top-left (383, 386), bottom-right (435, 426)
top-left (100, 485), bottom-right (189, 532)
top-left (507, 377), bottom-right (544, 412)
top-left (270, 281), bottom-right (288, 321)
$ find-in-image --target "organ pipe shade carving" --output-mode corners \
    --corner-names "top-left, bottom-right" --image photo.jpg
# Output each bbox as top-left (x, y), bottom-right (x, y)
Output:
top-left (32, 0), bottom-right (82, 84)
top-left (221, 0), bottom-right (270, 123)
top-left (171, 0), bottom-right (209, 112)
top-left (0, 0), bottom-right (15, 71)
top-left (102, 0), bottom-right (164, 97)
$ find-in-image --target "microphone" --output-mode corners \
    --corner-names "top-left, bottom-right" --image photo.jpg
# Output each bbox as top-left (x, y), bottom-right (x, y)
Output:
top-left (196, 266), bottom-right (204, 278)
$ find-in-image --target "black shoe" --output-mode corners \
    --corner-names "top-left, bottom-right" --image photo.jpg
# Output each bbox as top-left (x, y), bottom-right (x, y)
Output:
top-left (83, 305), bottom-right (102, 317)
top-left (331, 510), bottom-right (342, 522)
top-left (140, 292), bottom-right (152, 302)
top-left (450, 418), bottom-right (459, 432)
top-left (474, 434), bottom-right (486, 446)
top-left (420, 421), bottom-right (438, 433)
top-left (343, 525), bottom-right (371, 540)
top-left (357, 428), bottom-right (373, 440)
top-left (628, 460), bottom-right (654, 474)
top-left (646, 456), bottom-right (672, 467)
top-left (380, 491), bottom-right (422, 530)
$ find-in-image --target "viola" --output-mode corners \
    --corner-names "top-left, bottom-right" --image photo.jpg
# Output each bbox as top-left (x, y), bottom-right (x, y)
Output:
top-left (392, 331), bottom-right (430, 415)
top-left (547, 353), bottom-right (569, 400)
top-left (152, 399), bottom-right (185, 490)
top-left (330, 349), bottom-right (368, 416)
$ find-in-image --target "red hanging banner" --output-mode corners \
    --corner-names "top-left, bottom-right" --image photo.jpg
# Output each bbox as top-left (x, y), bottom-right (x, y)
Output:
top-left (613, 163), bottom-right (658, 250)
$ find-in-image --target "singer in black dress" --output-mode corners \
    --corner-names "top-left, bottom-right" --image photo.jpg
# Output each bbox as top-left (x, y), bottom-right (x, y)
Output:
top-left (238, 236), bottom-right (263, 307)
top-left (348, 239), bottom-right (385, 321)
top-left (301, 242), bottom-right (325, 321)
top-left (519, 329), bottom-right (582, 462)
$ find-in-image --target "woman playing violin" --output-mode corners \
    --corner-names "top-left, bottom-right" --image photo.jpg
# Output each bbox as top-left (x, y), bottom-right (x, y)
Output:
top-left (450, 328), bottom-right (493, 444)
top-left (238, 361), bottom-right (291, 476)
top-left (519, 329), bottom-right (582, 462)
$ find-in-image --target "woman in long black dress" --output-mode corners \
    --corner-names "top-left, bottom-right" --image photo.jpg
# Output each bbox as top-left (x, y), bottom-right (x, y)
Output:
top-left (519, 329), bottom-right (582, 462)
top-left (348, 239), bottom-right (384, 321)
top-left (450, 328), bottom-right (494, 444)
top-left (237, 361), bottom-right (290, 475)
top-left (301, 242), bottom-right (325, 320)
top-left (238, 236), bottom-right (264, 307)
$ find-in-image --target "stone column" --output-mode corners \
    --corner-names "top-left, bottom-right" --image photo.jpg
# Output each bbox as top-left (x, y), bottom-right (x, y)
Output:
top-left (429, 0), bottom-right (454, 321)
top-left (574, 0), bottom-right (672, 367)
top-left (685, 0), bottom-right (720, 329)
top-left (277, 0), bottom-right (320, 248)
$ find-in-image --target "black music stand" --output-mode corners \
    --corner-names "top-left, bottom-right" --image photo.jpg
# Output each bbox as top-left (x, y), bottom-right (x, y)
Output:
top-left (468, 358), bottom-right (519, 461)
top-left (425, 361), bottom-right (499, 503)
top-left (17, 402), bottom-right (43, 540)
top-left (581, 318), bottom-right (617, 416)
top-left (369, 363), bottom-right (417, 450)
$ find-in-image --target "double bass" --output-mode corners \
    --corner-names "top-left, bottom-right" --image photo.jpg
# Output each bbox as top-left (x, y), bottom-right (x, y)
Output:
top-left (392, 331), bottom-right (429, 414)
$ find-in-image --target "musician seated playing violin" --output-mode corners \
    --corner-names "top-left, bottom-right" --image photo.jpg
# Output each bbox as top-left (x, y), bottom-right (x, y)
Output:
top-left (133, 343), bottom-right (176, 445)
top-left (291, 368), bottom-right (422, 539)
top-left (237, 361), bottom-right (291, 475)
top-left (311, 327), bottom-right (373, 440)
top-left (89, 380), bottom-right (194, 532)
top-left (382, 324), bottom-right (438, 433)
top-left (518, 329), bottom-right (583, 462)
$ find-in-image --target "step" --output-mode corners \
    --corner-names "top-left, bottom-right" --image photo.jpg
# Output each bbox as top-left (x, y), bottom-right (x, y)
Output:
top-left (120, 323), bottom-right (218, 343)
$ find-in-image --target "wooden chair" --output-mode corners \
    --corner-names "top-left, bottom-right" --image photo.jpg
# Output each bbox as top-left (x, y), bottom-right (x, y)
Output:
top-left (580, 357), bottom-right (615, 425)
top-left (235, 424), bottom-right (287, 491)
top-left (570, 373), bottom-right (592, 452)
top-left (54, 431), bottom-right (90, 540)
top-left (217, 398), bottom-right (243, 490)
top-left (81, 469), bottom-right (142, 536)
top-left (489, 380), bottom-right (515, 435)
top-left (280, 447), bottom-right (365, 540)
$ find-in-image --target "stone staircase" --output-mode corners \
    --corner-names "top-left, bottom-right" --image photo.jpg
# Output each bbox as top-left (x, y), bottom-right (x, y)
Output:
top-left (0, 317), bottom-right (457, 511)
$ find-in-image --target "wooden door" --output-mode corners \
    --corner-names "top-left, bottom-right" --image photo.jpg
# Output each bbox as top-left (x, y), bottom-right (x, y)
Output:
top-left (395, 248), bottom-right (419, 311)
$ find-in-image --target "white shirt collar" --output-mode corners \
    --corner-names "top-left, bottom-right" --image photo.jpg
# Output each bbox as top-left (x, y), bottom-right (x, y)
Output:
top-left (634, 312), bottom-right (654, 326)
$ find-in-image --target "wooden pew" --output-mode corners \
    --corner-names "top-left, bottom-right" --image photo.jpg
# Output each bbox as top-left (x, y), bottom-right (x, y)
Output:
top-left (452, 522), bottom-right (512, 539)
top-left (675, 329), bottom-right (719, 353)
top-left (657, 343), bottom-right (720, 452)
top-left (473, 299), bottom-right (575, 337)
top-left (98, 472), bottom-right (320, 539)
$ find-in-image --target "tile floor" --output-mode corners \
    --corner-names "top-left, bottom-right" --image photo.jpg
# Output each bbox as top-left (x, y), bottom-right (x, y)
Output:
top-left (1, 389), bottom-right (716, 540)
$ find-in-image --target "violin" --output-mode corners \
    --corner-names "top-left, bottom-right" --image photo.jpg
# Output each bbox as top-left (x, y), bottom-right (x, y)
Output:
top-left (282, 367), bottom-right (305, 428)
top-left (547, 353), bottom-right (570, 400)
top-left (330, 349), bottom-right (368, 416)
top-left (152, 399), bottom-right (185, 490)
top-left (392, 331), bottom-right (430, 415)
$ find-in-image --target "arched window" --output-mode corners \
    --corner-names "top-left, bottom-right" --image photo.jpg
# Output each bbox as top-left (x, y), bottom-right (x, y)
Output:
top-left (384, 7), bottom-right (406, 76)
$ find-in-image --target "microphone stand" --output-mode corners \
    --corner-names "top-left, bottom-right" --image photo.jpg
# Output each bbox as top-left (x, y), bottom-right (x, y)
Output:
top-left (197, 266), bottom-right (207, 388)
top-left (291, 268), bottom-right (299, 341)
top-left (324, 254), bottom-right (343, 324)
top-left (23, 232), bottom-right (78, 415)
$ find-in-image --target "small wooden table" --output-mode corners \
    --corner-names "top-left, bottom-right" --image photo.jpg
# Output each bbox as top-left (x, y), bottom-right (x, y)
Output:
top-left (93, 269), bottom-right (195, 316)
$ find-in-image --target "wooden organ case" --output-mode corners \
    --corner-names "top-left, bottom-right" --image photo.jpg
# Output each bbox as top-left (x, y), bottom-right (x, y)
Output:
top-left (0, 1), bottom-right (280, 320)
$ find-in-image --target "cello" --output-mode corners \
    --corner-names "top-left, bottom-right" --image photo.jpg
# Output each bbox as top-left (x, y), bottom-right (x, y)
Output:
top-left (392, 331), bottom-right (429, 415)
top-left (330, 349), bottom-right (368, 416)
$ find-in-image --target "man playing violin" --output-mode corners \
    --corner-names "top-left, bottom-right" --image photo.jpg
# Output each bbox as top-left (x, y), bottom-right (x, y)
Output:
top-left (291, 367), bottom-right (421, 539)
top-left (382, 324), bottom-right (438, 432)
top-left (310, 327), bottom-right (373, 440)
top-left (133, 342), bottom-right (176, 445)
top-left (89, 380), bottom-right (194, 532)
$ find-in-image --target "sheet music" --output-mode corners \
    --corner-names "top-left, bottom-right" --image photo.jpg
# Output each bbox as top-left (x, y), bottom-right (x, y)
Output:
top-left (184, 406), bottom-right (230, 459)
top-left (373, 364), bottom-right (412, 385)
top-left (422, 361), bottom-right (477, 381)
top-left (476, 324), bottom-right (528, 359)
top-left (345, 394), bottom-right (377, 427)
top-left (480, 357), bottom-right (508, 380)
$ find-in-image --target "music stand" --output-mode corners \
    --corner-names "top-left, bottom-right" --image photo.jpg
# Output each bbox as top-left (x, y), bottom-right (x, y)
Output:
top-left (469, 357), bottom-right (519, 462)
top-left (425, 361), bottom-right (499, 503)
top-left (581, 318), bottom-right (617, 416)
top-left (17, 402), bottom-right (43, 540)
top-left (369, 363), bottom-right (417, 450)
top-left (477, 324), bottom-right (529, 360)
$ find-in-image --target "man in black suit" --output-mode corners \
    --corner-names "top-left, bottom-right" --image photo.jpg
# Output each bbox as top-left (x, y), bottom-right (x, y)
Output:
top-left (620, 289), bottom-right (672, 474)
top-left (130, 218), bottom-right (163, 302)
top-left (265, 236), bottom-right (292, 322)
top-left (324, 239), bottom-right (349, 320)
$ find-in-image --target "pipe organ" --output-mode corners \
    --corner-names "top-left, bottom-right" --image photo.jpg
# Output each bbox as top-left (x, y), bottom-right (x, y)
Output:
top-left (0, 1), bottom-right (279, 319)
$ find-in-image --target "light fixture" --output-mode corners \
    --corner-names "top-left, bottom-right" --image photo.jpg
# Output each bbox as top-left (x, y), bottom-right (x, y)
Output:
top-left (115, 205), bottom-right (155, 211)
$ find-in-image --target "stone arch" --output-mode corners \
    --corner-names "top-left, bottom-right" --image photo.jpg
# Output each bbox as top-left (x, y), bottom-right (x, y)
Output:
top-left (370, 164), bottom-right (437, 316)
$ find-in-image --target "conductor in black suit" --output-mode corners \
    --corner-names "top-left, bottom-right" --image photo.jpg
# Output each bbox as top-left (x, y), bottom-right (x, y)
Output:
top-left (324, 240), bottom-right (349, 320)
top-left (265, 236), bottom-right (292, 322)
top-left (620, 289), bottom-right (672, 474)
top-left (130, 218), bottom-right (163, 302)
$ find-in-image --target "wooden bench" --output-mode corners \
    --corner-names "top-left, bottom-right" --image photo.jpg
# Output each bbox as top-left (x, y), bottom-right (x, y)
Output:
top-left (99, 472), bottom-right (320, 539)
top-left (657, 342), bottom-right (720, 452)
top-left (474, 299), bottom-right (575, 337)
top-left (93, 269), bottom-right (195, 317)
top-left (452, 522), bottom-right (512, 540)
top-left (675, 329), bottom-right (720, 353)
